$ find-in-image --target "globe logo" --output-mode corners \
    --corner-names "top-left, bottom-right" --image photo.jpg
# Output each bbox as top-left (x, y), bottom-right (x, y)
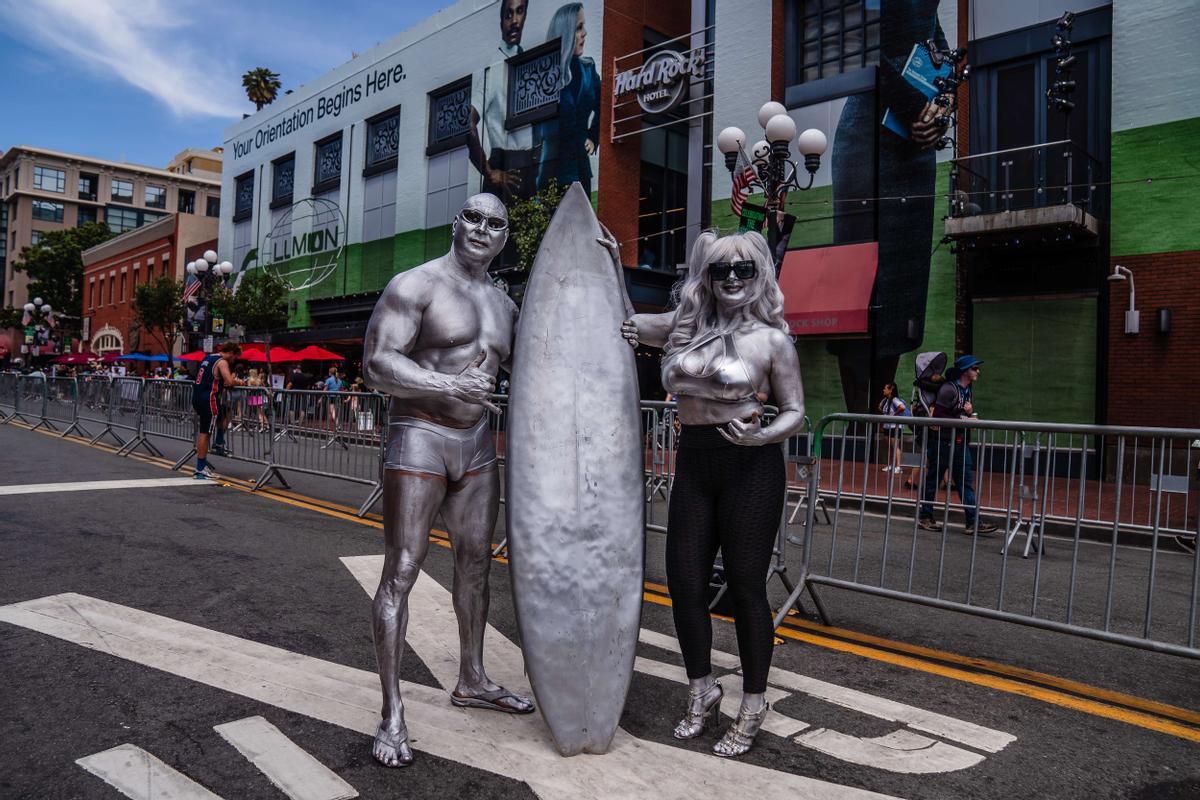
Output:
top-left (259, 196), bottom-right (346, 291)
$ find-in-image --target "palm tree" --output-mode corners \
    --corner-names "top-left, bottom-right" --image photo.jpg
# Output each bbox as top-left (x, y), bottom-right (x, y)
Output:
top-left (242, 68), bottom-right (282, 111)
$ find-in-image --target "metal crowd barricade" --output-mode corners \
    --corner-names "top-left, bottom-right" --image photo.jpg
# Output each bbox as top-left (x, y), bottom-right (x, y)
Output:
top-left (44, 376), bottom-right (85, 437)
top-left (13, 374), bottom-right (48, 429)
top-left (777, 413), bottom-right (1200, 659)
top-left (76, 375), bottom-right (120, 446)
top-left (140, 379), bottom-right (199, 468)
top-left (0, 371), bottom-right (18, 422)
top-left (108, 377), bottom-right (161, 457)
top-left (261, 389), bottom-right (386, 515)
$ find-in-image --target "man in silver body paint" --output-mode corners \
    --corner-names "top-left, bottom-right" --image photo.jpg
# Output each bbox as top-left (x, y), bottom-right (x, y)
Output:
top-left (362, 193), bottom-right (534, 768)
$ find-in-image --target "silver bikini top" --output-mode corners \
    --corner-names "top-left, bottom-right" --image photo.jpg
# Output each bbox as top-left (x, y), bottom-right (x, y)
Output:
top-left (661, 330), bottom-right (760, 403)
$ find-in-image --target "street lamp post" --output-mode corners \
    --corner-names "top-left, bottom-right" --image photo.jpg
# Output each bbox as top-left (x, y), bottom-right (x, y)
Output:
top-left (21, 297), bottom-right (55, 362)
top-left (715, 101), bottom-right (828, 272)
top-left (186, 249), bottom-right (234, 351)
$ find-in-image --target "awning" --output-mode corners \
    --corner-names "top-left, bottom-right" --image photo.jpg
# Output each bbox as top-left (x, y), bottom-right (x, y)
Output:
top-left (779, 242), bottom-right (878, 336)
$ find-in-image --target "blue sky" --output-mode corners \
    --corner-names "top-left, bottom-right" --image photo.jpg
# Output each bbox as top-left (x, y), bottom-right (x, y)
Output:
top-left (0, 0), bottom-right (454, 169)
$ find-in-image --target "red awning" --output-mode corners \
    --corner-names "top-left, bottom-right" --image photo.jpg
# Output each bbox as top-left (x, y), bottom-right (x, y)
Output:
top-left (779, 242), bottom-right (879, 336)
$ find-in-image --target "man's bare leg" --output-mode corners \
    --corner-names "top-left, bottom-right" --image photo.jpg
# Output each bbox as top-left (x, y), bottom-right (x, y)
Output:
top-left (372, 470), bottom-right (446, 767)
top-left (441, 467), bottom-right (533, 713)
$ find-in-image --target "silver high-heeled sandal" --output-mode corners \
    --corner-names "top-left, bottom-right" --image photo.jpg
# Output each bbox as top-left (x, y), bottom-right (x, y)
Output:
top-left (713, 701), bottom-right (769, 757)
top-left (672, 682), bottom-right (724, 740)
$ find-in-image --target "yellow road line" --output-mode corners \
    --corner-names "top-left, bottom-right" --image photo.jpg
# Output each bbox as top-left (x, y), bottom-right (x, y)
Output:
top-left (16, 423), bottom-right (1200, 741)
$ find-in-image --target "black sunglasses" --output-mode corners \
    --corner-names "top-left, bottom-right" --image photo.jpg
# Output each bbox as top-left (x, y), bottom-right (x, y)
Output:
top-left (459, 208), bottom-right (508, 231)
top-left (709, 260), bottom-right (757, 281)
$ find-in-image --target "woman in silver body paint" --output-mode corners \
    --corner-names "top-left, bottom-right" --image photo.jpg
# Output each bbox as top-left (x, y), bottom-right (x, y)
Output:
top-left (621, 229), bottom-right (806, 757)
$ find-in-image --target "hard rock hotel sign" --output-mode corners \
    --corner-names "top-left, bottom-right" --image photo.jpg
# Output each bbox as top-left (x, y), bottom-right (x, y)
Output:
top-left (610, 31), bottom-right (712, 142)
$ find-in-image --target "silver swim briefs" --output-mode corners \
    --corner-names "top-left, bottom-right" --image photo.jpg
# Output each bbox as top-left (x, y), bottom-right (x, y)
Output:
top-left (384, 415), bottom-right (497, 482)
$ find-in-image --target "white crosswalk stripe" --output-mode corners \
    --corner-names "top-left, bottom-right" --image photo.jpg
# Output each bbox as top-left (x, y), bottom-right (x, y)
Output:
top-left (0, 592), bottom-right (900, 800)
top-left (77, 744), bottom-right (224, 800)
top-left (214, 716), bottom-right (358, 800)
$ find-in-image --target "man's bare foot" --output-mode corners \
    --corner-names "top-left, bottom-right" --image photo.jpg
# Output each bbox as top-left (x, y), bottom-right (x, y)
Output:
top-left (373, 720), bottom-right (414, 768)
top-left (450, 682), bottom-right (535, 714)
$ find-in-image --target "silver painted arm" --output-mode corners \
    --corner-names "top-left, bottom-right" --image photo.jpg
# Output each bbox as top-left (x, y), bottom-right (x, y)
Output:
top-left (362, 272), bottom-right (498, 409)
top-left (622, 311), bottom-right (675, 348)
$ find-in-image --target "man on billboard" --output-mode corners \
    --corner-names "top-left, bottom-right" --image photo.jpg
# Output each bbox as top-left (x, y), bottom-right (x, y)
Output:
top-left (467, 0), bottom-right (537, 204)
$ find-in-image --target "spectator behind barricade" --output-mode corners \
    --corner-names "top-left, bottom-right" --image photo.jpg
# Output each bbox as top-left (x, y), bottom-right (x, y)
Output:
top-left (918, 355), bottom-right (997, 536)
top-left (246, 368), bottom-right (268, 430)
top-left (286, 364), bottom-right (305, 390)
top-left (338, 370), bottom-right (349, 391)
top-left (324, 366), bottom-right (340, 392)
top-left (878, 382), bottom-right (909, 478)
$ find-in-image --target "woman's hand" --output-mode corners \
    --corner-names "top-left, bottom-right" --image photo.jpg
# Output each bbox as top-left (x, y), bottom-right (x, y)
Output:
top-left (620, 319), bottom-right (639, 347)
top-left (719, 411), bottom-right (768, 446)
top-left (585, 138), bottom-right (596, 155)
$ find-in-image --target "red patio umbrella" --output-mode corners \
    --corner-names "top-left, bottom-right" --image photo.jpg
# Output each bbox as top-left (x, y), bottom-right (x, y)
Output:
top-left (293, 345), bottom-right (344, 361)
top-left (240, 345), bottom-right (299, 363)
top-left (178, 350), bottom-right (207, 362)
top-left (51, 351), bottom-right (97, 365)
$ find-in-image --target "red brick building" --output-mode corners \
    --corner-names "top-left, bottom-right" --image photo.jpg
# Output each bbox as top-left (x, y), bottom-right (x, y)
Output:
top-left (81, 214), bottom-right (217, 356)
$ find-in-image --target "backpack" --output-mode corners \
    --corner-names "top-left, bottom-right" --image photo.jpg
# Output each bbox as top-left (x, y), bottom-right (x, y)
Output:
top-left (911, 351), bottom-right (948, 418)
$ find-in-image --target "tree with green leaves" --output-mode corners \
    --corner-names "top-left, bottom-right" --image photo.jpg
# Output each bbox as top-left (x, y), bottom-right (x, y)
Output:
top-left (10, 222), bottom-right (114, 318)
top-left (0, 306), bottom-right (23, 330)
top-left (242, 67), bottom-right (282, 111)
top-left (132, 276), bottom-right (185, 360)
top-left (507, 179), bottom-right (566, 270)
top-left (226, 269), bottom-right (290, 374)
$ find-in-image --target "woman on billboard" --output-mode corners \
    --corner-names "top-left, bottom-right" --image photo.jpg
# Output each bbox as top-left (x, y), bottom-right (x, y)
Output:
top-left (535, 3), bottom-right (600, 194)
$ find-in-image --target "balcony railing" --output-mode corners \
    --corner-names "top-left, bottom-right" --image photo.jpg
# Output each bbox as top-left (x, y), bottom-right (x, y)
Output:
top-left (947, 140), bottom-right (1105, 225)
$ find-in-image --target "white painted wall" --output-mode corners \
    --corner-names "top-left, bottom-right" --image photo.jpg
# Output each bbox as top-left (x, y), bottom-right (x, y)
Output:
top-left (710, 0), bottom-right (774, 202)
top-left (1112, 0), bottom-right (1200, 131)
top-left (219, 0), bottom-right (604, 266)
top-left (969, 0), bottom-right (1109, 40)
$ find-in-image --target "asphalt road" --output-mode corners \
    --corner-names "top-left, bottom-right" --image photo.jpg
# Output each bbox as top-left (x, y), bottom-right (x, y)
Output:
top-left (1, 422), bottom-right (1197, 800)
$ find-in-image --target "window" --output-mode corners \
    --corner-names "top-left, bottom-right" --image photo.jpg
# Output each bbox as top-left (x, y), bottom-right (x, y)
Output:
top-left (362, 170), bottom-right (397, 242)
top-left (78, 173), bottom-right (98, 201)
top-left (206, 196), bottom-right (221, 217)
top-left (425, 148), bottom-right (469, 228)
top-left (271, 154), bottom-right (295, 207)
top-left (111, 179), bottom-right (134, 203)
top-left (97, 277), bottom-right (104, 307)
top-left (33, 166), bottom-right (66, 193)
top-left (120, 271), bottom-right (127, 302)
top-left (505, 40), bottom-right (561, 129)
top-left (88, 278), bottom-right (95, 309)
top-left (145, 185), bottom-right (166, 209)
top-left (95, 332), bottom-right (121, 352)
top-left (233, 172), bottom-right (254, 221)
top-left (364, 107), bottom-right (401, 175)
top-left (32, 200), bottom-right (65, 223)
top-left (233, 220), bottom-right (253, 272)
top-left (31, 231), bottom-right (43, 246)
top-left (427, 77), bottom-right (472, 156)
top-left (790, 0), bottom-right (880, 84)
top-left (108, 275), bottom-right (114, 305)
top-left (77, 206), bottom-right (98, 227)
top-left (313, 134), bottom-right (342, 193)
top-left (106, 205), bottom-right (140, 233)
top-left (638, 127), bottom-right (689, 272)
top-left (178, 189), bottom-right (195, 214)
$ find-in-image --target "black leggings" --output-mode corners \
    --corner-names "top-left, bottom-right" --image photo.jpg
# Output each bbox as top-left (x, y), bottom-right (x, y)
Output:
top-left (666, 425), bottom-right (785, 693)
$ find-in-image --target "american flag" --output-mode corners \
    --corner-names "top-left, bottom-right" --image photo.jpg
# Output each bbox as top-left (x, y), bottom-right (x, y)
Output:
top-left (182, 276), bottom-right (201, 303)
top-left (729, 146), bottom-right (757, 218)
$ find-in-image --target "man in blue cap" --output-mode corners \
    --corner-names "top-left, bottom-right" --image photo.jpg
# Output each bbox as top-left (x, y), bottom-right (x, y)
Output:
top-left (918, 354), bottom-right (997, 534)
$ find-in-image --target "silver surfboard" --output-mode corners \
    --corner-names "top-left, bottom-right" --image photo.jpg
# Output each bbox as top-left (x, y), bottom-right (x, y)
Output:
top-left (506, 182), bottom-right (645, 756)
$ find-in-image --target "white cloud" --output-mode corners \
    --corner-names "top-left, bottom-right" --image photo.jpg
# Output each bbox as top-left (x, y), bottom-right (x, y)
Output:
top-left (0, 0), bottom-right (247, 119)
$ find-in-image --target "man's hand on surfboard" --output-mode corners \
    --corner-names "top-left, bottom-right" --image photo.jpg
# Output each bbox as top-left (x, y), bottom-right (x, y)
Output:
top-left (451, 351), bottom-right (503, 413)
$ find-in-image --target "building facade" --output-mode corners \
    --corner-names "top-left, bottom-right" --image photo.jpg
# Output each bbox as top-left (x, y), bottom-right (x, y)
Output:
top-left (0, 146), bottom-right (223, 310)
top-left (81, 214), bottom-right (219, 357)
top-left (218, 0), bottom-right (1198, 425)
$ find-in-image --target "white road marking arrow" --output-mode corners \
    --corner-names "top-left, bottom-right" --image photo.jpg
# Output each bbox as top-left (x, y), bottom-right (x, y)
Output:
top-left (77, 744), bottom-right (224, 800)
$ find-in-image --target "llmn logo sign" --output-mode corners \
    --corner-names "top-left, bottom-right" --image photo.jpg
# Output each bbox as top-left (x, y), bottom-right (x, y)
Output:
top-left (259, 196), bottom-right (346, 291)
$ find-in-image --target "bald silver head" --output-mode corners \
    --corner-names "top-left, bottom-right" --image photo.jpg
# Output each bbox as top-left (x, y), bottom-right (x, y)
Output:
top-left (452, 193), bottom-right (509, 266)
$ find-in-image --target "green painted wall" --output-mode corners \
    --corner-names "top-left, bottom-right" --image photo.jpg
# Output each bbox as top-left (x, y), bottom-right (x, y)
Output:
top-left (710, 162), bottom-right (957, 424)
top-left (971, 297), bottom-right (1097, 424)
top-left (1111, 117), bottom-right (1200, 257)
